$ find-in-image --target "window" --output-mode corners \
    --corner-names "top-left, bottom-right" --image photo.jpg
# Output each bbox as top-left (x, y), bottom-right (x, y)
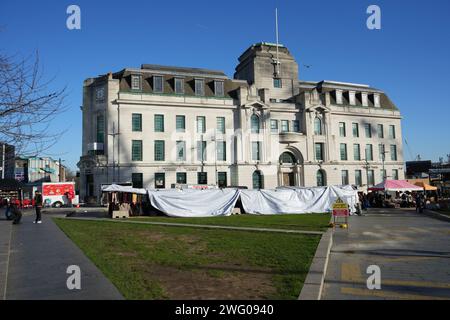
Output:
top-left (174, 78), bottom-right (184, 94)
top-left (216, 117), bottom-right (225, 134)
top-left (341, 170), bottom-right (349, 185)
top-left (195, 79), bottom-right (204, 96)
top-left (154, 140), bottom-right (165, 161)
top-left (316, 170), bottom-right (326, 187)
top-left (340, 144), bottom-right (348, 161)
top-left (218, 172), bottom-right (227, 188)
top-left (273, 78), bottom-right (282, 88)
top-left (368, 170), bottom-right (375, 186)
top-left (252, 142), bottom-right (261, 161)
top-left (314, 117), bottom-right (323, 135)
top-left (176, 115), bottom-right (185, 132)
top-left (214, 81), bottom-right (224, 97)
top-left (379, 144), bottom-right (385, 161)
top-left (251, 114), bottom-right (260, 133)
top-left (315, 143), bottom-right (324, 161)
top-left (281, 120), bottom-right (289, 133)
top-left (132, 140), bottom-right (142, 161)
top-left (131, 173), bottom-right (143, 188)
top-left (353, 144), bottom-right (361, 161)
top-left (197, 116), bottom-right (206, 133)
top-left (377, 124), bottom-right (384, 138)
top-left (197, 141), bottom-right (207, 161)
top-left (96, 114), bottom-right (105, 143)
top-left (389, 125), bottom-right (396, 139)
top-left (252, 171), bottom-right (264, 189)
top-left (217, 141), bottom-right (226, 161)
top-left (392, 169), bottom-right (399, 180)
top-left (176, 141), bottom-right (186, 161)
top-left (365, 123), bottom-right (372, 138)
top-left (280, 152), bottom-right (295, 164)
top-left (365, 144), bottom-right (373, 161)
top-left (95, 87), bottom-right (105, 101)
top-left (131, 75), bottom-right (141, 90)
top-left (154, 114), bottom-right (164, 132)
top-left (270, 120), bottom-right (278, 133)
top-left (355, 170), bottom-right (362, 187)
top-left (339, 122), bottom-right (346, 137)
top-left (197, 172), bottom-right (207, 185)
top-left (352, 123), bottom-right (359, 137)
top-left (381, 169), bottom-right (387, 181)
top-left (132, 113), bottom-right (142, 132)
top-left (292, 120), bottom-right (300, 132)
top-left (153, 75), bottom-right (163, 93)
top-left (155, 173), bottom-right (165, 189)
top-left (176, 172), bottom-right (187, 184)
top-left (390, 145), bottom-right (398, 161)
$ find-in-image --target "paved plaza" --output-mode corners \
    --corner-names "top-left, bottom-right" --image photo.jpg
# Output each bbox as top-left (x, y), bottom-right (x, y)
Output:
top-left (322, 208), bottom-right (450, 300)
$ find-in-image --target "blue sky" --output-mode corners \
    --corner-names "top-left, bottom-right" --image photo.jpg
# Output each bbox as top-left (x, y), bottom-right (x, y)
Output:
top-left (1, 0), bottom-right (449, 170)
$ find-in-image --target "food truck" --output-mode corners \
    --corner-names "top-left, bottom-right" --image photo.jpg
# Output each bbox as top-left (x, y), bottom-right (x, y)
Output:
top-left (42, 182), bottom-right (79, 207)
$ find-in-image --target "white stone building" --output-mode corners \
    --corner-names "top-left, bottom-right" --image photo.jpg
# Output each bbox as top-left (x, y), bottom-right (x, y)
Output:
top-left (78, 43), bottom-right (404, 201)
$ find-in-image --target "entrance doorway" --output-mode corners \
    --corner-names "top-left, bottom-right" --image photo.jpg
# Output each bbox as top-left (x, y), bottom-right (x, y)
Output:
top-left (283, 172), bottom-right (295, 186)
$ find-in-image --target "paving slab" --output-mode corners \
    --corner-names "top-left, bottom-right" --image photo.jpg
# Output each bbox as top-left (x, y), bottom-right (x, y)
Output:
top-left (5, 213), bottom-right (123, 300)
top-left (321, 208), bottom-right (450, 300)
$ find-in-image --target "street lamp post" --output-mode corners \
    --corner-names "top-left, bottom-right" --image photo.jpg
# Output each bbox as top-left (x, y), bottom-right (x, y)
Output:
top-left (108, 122), bottom-right (120, 183)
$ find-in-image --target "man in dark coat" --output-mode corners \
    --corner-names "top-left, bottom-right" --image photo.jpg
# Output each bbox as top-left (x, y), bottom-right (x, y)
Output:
top-left (33, 191), bottom-right (43, 224)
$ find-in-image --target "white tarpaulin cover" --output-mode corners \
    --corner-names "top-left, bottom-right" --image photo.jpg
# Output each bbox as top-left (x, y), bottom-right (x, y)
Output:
top-left (149, 188), bottom-right (241, 217)
top-left (241, 185), bottom-right (358, 215)
top-left (101, 184), bottom-right (148, 195)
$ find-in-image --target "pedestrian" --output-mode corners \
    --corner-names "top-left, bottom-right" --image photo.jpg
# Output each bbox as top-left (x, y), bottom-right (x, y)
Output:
top-left (33, 191), bottom-right (43, 224)
top-left (10, 202), bottom-right (23, 225)
top-left (4, 198), bottom-right (12, 220)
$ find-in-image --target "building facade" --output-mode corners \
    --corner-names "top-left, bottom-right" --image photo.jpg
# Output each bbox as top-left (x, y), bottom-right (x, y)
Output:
top-left (0, 143), bottom-right (15, 180)
top-left (78, 43), bottom-right (404, 201)
top-left (15, 156), bottom-right (66, 183)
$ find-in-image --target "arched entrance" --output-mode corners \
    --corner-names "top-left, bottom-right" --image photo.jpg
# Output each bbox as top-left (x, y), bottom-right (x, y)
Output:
top-left (278, 148), bottom-right (304, 187)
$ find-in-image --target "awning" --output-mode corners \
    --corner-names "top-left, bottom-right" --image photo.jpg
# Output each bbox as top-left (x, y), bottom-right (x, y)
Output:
top-left (101, 184), bottom-right (147, 195)
top-left (368, 180), bottom-right (423, 192)
top-left (413, 181), bottom-right (438, 191)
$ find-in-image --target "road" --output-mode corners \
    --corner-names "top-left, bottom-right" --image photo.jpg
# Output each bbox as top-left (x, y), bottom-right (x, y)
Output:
top-left (322, 208), bottom-right (450, 300)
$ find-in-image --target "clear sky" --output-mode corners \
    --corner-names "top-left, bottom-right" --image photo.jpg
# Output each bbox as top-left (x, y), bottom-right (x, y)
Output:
top-left (1, 0), bottom-right (449, 170)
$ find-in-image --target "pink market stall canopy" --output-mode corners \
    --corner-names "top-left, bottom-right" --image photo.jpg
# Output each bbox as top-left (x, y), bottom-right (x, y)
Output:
top-left (368, 180), bottom-right (423, 192)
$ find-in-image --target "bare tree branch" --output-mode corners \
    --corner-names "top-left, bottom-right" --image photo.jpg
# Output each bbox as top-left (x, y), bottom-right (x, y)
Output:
top-left (0, 50), bottom-right (68, 159)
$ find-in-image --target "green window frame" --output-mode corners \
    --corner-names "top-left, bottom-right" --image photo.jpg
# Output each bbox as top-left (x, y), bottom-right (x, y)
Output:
top-left (216, 117), bottom-right (225, 134)
top-left (377, 124), bottom-right (384, 138)
top-left (155, 173), bottom-right (165, 189)
top-left (197, 141), bottom-right (207, 161)
top-left (131, 140), bottom-right (142, 161)
top-left (340, 143), bottom-right (348, 161)
top-left (217, 141), bottom-right (226, 161)
top-left (197, 116), bottom-right (206, 133)
top-left (270, 120), bottom-right (278, 133)
top-left (132, 113), bottom-right (142, 132)
top-left (252, 142), bottom-right (261, 161)
top-left (176, 115), bottom-right (185, 132)
top-left (315, 143), bottom-right (324, 161)
top-left (176, 141), bottom-right (186, 161)
top-left (197, 172), bottom-right (207, 185)
top-left (353, 144), bottom-right (361, 161)
top-left (154, 140), bottom-right (165, 161)
top-left (96, 114), bottom-right (105, 143)
top-left (218, 172), bottom-right (227, 188)
top-left (339, 122), bottom-right (346, 137)
top-left (365, 123), bottom-right (372, 138)
top-left (154, 114), bottom-right (164, 132)
top-left (365, 144), bottom-right (373, 161)
top-left (355, 170), bottom-right (362, 186)
top-left (281, 120), bottom-right (289, 133)
top-left (352, 123), bottom-right (359, 137)
top-left (390, 145), bottom-right (397, 161)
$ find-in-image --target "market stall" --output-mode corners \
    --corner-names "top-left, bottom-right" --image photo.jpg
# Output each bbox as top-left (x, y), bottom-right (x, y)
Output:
top-left (101, 184), bottom-right (149, 217)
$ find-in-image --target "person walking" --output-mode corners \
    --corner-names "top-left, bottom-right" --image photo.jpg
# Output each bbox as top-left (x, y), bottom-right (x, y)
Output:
top-left (33, 191), bottom-right (43, 224)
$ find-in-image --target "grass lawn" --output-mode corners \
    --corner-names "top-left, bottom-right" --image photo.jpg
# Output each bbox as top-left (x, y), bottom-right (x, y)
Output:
top-left (54, 217), bottom-right (323, 300)
top-left (132, 213), bottom-right (331, 232)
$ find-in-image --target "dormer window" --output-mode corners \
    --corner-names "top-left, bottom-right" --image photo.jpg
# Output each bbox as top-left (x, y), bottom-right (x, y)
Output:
top-left (273, 78), bottom-right (282, 88)
top-left (174, 78), bottom-right (184, 94)
top-left (131, 74), bottom-right (141, 90)
top-left (214, 80), bottom-right (224, 97)
top-left (195, 79), bottom-right (204, 96)
top-left (153, 75), bottom-right (163, 93)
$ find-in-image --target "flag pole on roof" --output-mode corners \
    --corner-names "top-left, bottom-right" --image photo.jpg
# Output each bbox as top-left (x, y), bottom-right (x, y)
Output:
top-left (274, 8), bottom-right (280, 77)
